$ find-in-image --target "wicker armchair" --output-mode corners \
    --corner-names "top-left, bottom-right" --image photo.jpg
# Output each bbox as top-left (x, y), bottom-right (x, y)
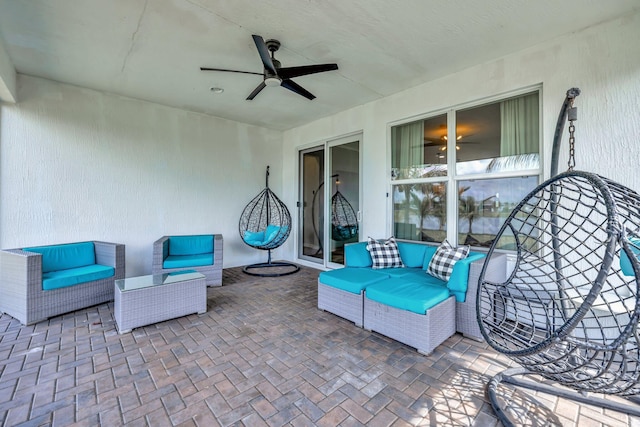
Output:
top-left (152, 234), bottom-right (223, 286)
top-left (0, 241), bottom-right (125, 325)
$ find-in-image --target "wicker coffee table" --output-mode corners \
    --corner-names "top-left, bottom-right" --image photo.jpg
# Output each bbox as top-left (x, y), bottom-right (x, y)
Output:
top-left (114, 270), bottom-right (206, 333)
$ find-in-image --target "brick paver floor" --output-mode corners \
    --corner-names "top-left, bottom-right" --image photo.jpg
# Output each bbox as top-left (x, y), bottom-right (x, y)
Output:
top-left (1, 265), bottom-right (639, 426)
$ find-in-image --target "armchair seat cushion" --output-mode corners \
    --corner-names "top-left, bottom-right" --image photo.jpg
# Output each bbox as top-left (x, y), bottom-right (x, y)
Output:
top-left (42, 264), bottom-right (115, 291)
top-left (365, 279), bottom-right (450, 315)
top-left (163, 253), bottom-right (214, 269)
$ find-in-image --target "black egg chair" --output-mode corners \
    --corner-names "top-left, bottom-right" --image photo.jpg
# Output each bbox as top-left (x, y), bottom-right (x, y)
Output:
top-left (477, 88), bottom-right (640, 425)
top-left (239, 166), bottom-right (299, 277)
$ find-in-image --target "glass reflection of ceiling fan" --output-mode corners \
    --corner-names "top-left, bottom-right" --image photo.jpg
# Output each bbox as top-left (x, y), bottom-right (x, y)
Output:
top-left (424, 134), bottom-right (479, 151)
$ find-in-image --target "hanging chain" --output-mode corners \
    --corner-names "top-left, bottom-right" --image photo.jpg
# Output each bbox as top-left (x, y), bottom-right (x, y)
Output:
top-left (567, 99), bottom-right (577, 171)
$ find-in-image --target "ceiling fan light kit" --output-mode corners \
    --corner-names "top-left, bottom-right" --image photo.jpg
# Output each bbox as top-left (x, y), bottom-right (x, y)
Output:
top-left (201, 34), bottom-right (338, 101)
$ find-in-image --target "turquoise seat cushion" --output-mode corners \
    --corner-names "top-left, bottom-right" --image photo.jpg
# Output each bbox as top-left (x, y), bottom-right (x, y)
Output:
top-left (244, 230), bottom-right (265, 245)
top-left (345, 242), bottom-right (372, 268)
top-left (24, 242), bottom-right (95, 273)
top-left (265, 225), bottom-right (281, 243)
top-left (42, 264), bottom-right (114, 291)
top-left (620, 237), bottom-right (640, 276)
top-left (366, 279), bottom-right (451, 315)
top-left (163, 253), bottom-right (214, 269)
top-left (319, 267), bottom-right (389, 294)
top-left (384, 267), bottom-right (424, 278)
top-left (169, 235), bottom-right (214, 256)
top-left (397, 243), bottom-right (435, 268)
top-left (398, 269), bottom-right (447, 287)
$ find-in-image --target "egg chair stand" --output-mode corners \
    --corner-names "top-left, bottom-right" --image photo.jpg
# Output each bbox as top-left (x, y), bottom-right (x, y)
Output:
top-left (239, 166), bottom-right (299, 277)
top-left (477, 88), bottom-right (640, 426)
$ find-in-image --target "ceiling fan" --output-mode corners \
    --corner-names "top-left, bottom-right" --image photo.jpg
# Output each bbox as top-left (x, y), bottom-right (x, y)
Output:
top-left (200, 35), bottom-right (339, 101)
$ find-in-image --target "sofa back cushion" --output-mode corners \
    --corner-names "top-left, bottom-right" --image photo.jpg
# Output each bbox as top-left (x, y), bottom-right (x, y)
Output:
top-left (344, 242), bottom-right (372, 268)
top-left (24, 242), bottom-right (96, 273)
top-left (169, 235), bottom-right (214, 256)
top-left (397, 242), bottom-right (436, 268)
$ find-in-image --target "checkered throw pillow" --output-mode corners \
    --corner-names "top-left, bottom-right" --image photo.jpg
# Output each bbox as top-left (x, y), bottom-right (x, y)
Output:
top-left (427, 240), bottom-right (470, 281)
top-left (366, 236), bottom-right (405, 269)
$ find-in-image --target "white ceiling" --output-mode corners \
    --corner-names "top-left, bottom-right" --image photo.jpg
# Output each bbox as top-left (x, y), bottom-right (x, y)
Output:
top-left (1, 0), bottom-right (638, 130)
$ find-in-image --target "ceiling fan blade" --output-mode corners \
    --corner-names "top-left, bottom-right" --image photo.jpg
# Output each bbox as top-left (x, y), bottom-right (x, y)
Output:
top-left (246, 81), bottom-right (267, 100)
top-left (200, 67), bottom-right (263, 76)
top-left (278, 64), bottom-right (338, 79)
top-left (281, 79), bottom-right (315, 100)
top-left (252, 35), bottom-right (277, 75)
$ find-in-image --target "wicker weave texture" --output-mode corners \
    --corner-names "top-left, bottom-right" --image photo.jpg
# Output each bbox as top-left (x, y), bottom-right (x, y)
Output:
top-left (114, 274), bottom-right (206, 333)
top-left (0, 241), bottom-right (125, 325)
top-left (317, 281), bottom-right (364, 327)
top-left (152, 234), bottom-right (223, 286)
top-left (456, 253), bottom-right (507, 341)
top-left (363, 295), bottom-right (456, 355)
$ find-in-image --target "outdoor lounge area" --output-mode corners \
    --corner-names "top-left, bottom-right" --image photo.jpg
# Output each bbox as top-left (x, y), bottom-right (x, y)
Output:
top-left (1, 265), bottom-right (638, 426)
top-left (1, 2), bottom-right (640, 427)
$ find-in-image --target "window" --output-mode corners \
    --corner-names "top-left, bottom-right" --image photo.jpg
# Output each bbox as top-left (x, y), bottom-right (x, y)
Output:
top-left (390, 90), bottom-right (540, 250)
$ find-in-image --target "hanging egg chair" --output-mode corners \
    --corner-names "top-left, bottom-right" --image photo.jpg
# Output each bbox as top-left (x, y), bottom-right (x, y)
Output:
top-left (239, 166), bottom-right (299, 277)
top-left (477, 88), bottom-right (640, 425)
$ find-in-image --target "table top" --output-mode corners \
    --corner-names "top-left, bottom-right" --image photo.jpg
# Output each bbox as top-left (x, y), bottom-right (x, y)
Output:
top-left (116, 270), bottom-right (205, 292)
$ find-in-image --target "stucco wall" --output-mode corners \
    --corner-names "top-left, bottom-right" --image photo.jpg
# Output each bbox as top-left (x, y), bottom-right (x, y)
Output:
top-left (281, 11), bottom-right (640, 264)
top-left (0, 75), bottom-right (283, 275)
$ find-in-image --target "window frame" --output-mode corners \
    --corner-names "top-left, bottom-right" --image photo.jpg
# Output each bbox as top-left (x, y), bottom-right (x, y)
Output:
top-left (388, 85), bottom-right (543, 249)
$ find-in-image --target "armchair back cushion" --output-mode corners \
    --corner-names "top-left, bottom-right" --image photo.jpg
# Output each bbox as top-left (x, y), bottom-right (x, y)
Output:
top-left (168, 235), bottom-right (214, 256)
top-left (23, 242), bottom-right (96, 273)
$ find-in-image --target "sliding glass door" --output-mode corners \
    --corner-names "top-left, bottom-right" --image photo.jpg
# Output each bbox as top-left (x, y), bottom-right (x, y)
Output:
top-left (299, 135), bottom-right (361, 268)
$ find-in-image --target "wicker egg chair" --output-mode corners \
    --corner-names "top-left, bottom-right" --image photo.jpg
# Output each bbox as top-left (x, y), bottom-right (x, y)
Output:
top-left (239, 166), bottom-right (299, 277)
top-left (477, 88), bottom-right (640, 425)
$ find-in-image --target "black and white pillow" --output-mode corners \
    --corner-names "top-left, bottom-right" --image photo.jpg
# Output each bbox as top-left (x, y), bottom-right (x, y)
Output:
top-left (427, 239), bottom-right (470, 281)
top-left (366, 236), bottom-right (404, 269)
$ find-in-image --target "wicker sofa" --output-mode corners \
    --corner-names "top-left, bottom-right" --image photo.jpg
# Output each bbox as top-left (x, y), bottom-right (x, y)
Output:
top-left (318, 240), bottom-right (506, 354)
top-left (152, 234), bottom-right (223, 286)
top-left (0, 241), bottom-right (125, 325)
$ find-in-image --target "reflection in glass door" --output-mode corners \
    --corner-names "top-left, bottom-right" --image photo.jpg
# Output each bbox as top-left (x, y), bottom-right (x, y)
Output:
top-left (299, 148), bottom-right (325, 263)
top-left (299, 136), bottom-right (361, 267)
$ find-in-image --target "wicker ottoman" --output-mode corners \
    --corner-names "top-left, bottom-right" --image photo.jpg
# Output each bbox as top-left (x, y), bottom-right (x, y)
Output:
top-left (114, 270), bottom-right (206, 333)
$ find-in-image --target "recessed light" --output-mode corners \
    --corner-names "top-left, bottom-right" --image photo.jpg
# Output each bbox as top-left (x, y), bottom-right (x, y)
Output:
top-left (210, 87), bottom-right (224, 94)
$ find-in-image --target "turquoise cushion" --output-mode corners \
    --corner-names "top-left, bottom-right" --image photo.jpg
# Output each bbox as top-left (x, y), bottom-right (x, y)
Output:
top-left (244, 230), bottom-right (265, 245)
top-left (169, 235), bottom-right (214, 256)
top-left (384, 267), bottom-right (424, 278)
top-left (42, 264), bottom-right (114, 291)
top-left (366, 279), bottom-right (451, 314)
top-left (265, 225), bottom-right (281, 242)
top-left (420, 246), bottom-right (440, 270)
top-left (319, 267), bottom-right (389, 294)
top-left (24, 242), bottom-right (95, 273)
top-left (620, 238), bottom-right (640, 276)
top-left (345, 242), bottom-right (372, 268)
top-left (398, 270), bottom-right (447, 287)
top-left (397, 242), bottom-right (429, 268)
top-left (446, 252), bottom-right (485, 302)
top-left (163, 253), bottom-right (214, 269)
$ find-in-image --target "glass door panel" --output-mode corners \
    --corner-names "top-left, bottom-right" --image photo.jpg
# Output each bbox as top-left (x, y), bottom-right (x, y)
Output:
top-left (299, 148), bottom-right (324, 263)
top-left (328, 139), bottom-right (360, 267)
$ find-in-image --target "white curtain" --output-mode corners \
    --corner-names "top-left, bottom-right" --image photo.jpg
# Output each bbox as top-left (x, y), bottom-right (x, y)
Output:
top-left (392, 120), bottom-right (424, 178)
top-left (500, 93), bottom-right (539, 156)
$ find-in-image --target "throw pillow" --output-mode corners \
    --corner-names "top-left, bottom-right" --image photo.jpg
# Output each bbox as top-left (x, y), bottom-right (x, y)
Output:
top-left (366, 236), bottom-right (405, 269)
top-left (427, 239), bottom-right (470, 281)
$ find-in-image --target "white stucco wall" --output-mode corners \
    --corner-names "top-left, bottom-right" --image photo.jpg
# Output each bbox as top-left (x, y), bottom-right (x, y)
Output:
top-left (281, 11), bottom-right (640, 264)
top-left (0, 75), bottom-right (283, 275)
